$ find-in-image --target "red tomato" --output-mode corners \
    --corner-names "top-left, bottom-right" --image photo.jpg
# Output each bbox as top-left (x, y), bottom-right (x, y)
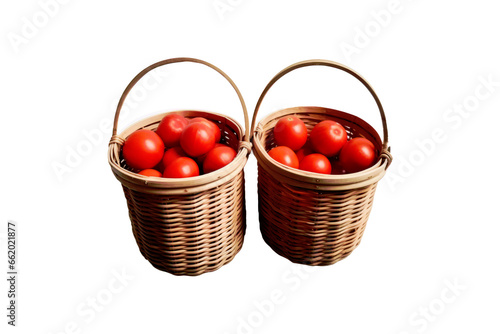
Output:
top-left (162, 146), bottom-right (187, 168)
top-left (197, 143), bottom-right (225, 164)
top-left (309, 120), bottom-right (347, 157)
top-left (339, 137), bottom-right (377, 173)
top-left (268, 146), bottom-right (299, 169)
top-left (180, 122), bottom-right (216, 157)
top-left (163, 157), bottom-right (200, 178)
top-left (122, 129), bottom-right (165, 170)
top-left (155, 114), bottom-right (189, 147)
top-left (138, 169), bottom-right (163, 177)
top-left (189, 117), bottom-right (221, 143)
top-left (273, 116), bottom-right (308, 151)
top-left (299, 153), bottom-right (332, 174)
top-left (203, 145), bottom-right (237, 174)
top-left (295, 141), bottom-right (314, 162)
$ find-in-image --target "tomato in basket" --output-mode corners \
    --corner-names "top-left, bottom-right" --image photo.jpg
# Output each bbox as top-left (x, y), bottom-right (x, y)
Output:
top-left (197, 143), bottom-right (225, 164)
top-left (163, 157), bottom-right (200, 178)
top-left (123, 129), bottom-right (165, 170)
top-left (189, 117), bottom-right (221, 143)
top-left (273, 116), bottom-right (308, 151)
top-left (339, 137), bottom-right (376, 173)
top-left (138, 169), bottom-right (163, 177)
top-left (203, 145), bottom-right (237, 174)
top-left (268, 146), bottom-right (299, 169)
top-left (180, 122), bottom-right (217, 157)
top-left (309, 120), bottom-right (347, 157)
top-left (156, 114), bottom-right (189, 148)
top-left (299, 153), bottom-right (332, 174)
top-left (162, 146), bottom-right (187, 168)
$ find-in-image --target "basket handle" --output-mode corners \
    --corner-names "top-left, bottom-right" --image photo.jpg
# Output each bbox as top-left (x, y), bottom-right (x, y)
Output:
top-left (250, 59), bottom-right (390, 152)
top-left (111, 57), bottom-right (250, 142)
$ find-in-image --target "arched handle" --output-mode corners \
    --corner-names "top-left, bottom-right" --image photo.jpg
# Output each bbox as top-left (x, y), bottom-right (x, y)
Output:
top-left (250, 59), bottom-right (389, 151)
top-left (112, 57), bottom-right (249, 142)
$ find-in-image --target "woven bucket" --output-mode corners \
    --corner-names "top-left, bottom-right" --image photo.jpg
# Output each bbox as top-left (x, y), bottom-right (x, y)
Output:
top-left (108, 58), bottom-right (252, 276)
top-left (251, 60), bottom-right (393, 266)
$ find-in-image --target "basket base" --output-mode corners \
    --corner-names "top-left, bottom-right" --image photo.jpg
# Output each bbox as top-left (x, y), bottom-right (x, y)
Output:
top-left (123, 169), bottom-right (247, 276)
top-left (257, 165), bottom-right (376, 266)
top-left (145, 231), bottom-right (245, 276)
top-left (259, 223), bottom-right (362, 266)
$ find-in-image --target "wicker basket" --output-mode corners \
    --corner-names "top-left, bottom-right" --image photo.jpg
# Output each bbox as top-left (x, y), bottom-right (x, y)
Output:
top-left (108, 58), bottom-right (252, 276)
top-left (251, 60), bottom-right (393, 266)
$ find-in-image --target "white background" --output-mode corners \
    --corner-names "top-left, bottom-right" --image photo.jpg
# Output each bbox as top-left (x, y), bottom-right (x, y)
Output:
top-left (1, 0), bottom-right (499, 333)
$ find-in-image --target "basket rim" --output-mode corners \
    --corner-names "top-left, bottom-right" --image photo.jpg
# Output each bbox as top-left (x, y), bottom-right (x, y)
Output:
top-left (252, 106), bottom-right (389, 191)
top-left (108, 110), bottom-right (251, 195)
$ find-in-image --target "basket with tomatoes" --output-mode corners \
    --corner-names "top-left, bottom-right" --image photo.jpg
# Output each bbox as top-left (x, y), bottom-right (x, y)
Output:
top-left (251, 59), bottom-right (392, 266)
top-left (108, 58), bottom-right (252, 276)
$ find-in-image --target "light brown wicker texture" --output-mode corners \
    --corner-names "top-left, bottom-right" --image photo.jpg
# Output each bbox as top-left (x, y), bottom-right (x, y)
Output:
top-left (251, 60), bottom-right (392, 266)
top-left (108, 58), bottom-right (251, 276)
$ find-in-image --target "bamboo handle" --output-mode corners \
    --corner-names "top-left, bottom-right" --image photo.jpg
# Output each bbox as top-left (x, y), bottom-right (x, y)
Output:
top-left (112, 57), bottom-right (249, 142)
top-left (250, 59), bottom-right (389, 150)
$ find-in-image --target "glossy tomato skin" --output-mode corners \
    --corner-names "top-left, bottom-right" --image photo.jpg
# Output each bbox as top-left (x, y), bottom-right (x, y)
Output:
top-left (309, 120), bottom-right (347, 157)
top-left (203, 145), bottom-right (237, 174)
top-left (163, 157), bottom-right (200, 178)
top-left (123, 129), bottom-right (165, 170)
top-left (156, 114), bottom-right (189, 147)
top-left (299, 153), bottom-right (332, 174)
top-left (138, 169), bottom-right (163, 177)
top-left (189, 117), bottom-right (221, 143)
top-left (162, 146), bottom-right (187, 168)
top-left (197, 143), bottom-right (225, 164)
top-left (268, 146), bottom-right (299, 169)
top-left (273, 116), bottom-right (308, 151)
top-left (180, 122), bottom-right (216, 157)
top-left (339, 137), bottom-right (377, 173)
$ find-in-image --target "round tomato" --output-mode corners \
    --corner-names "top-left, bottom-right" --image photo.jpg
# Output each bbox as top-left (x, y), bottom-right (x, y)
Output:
top-left (273, 116), bottom-right (308, 151)
top-left (122, 129), bottom-right (165, 170)
top-left (295, 140), bottom-right (314, 162)
top-left (339, 137), bottom-right (377, 173)
top-left (268, 146), bottom-right (299, 169)
top-left (156, 114), bottom-right (189, 147)
top-left (309, 120), bottom-right (347, 157)
top-left (197, 143), bottom-right (225, 164)
top-left (138, 169), bottom-right (163, 177)
top-left (299, 153), bottom-right (332, 174)
top-left (189, 117), bottom-right (221, 143)
top-left (180, 122), bottom-right (216, 157)
top-left (162, 146), bottom-right (187, 168)
top-left (203, 145), bottom-right (237, 174)
top-left (163, 157), bottom-right (200, 178)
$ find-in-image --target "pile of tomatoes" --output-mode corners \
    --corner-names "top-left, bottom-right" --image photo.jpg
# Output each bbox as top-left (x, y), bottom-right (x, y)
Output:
top-left (268, 116), bottom-right (377, 174)
top-left (122, 114), bottom-right (237, 178)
